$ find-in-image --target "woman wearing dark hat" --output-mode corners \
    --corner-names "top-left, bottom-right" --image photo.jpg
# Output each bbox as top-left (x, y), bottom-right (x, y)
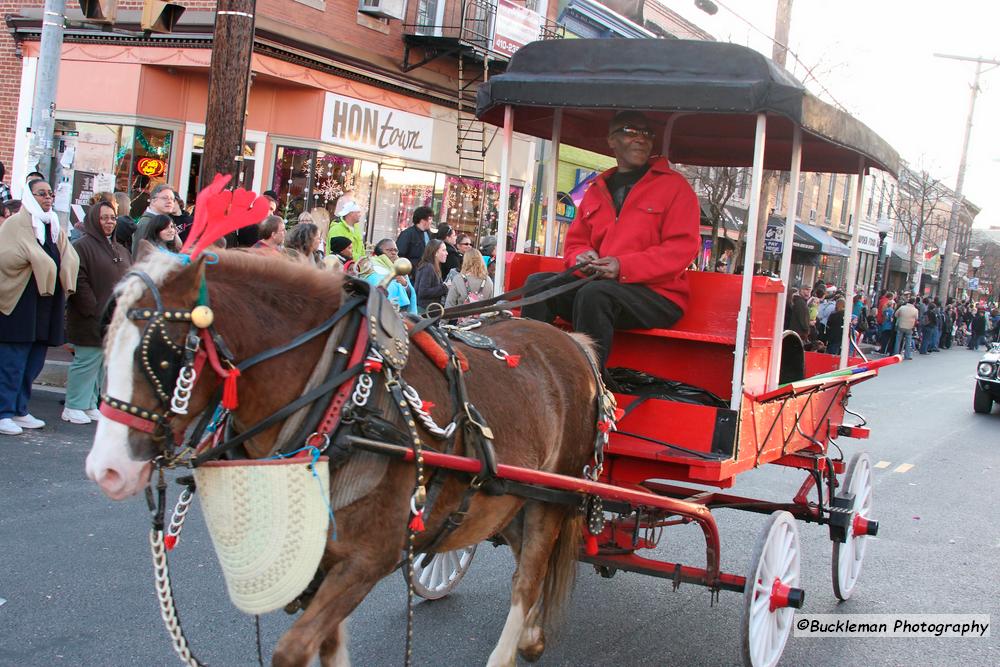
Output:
top-left (327, 236), bottom-right (354, 273)
top-left (434, 224), bottom-right (462, 280)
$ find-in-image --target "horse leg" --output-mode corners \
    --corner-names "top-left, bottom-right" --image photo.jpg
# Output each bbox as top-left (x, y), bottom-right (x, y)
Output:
top-left (318, 622), bottom-right (350, 667)
top-left (516, 601), bottom-right (545, 663)
top-left (272, 559), bottom-right (385, 667)
top-left (486, 503), bottom-right (576, 667)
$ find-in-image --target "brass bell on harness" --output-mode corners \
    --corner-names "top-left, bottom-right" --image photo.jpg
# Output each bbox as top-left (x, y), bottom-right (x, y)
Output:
top-left (191, 305), bottom-right (215, 329)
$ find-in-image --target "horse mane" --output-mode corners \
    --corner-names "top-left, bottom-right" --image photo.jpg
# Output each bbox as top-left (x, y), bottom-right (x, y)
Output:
top-left (205, 250), bottom-right (347, 318)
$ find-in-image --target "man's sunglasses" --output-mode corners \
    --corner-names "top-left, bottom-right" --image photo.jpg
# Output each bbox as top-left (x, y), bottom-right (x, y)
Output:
top-left (611, 126), bottom-right (655, 140)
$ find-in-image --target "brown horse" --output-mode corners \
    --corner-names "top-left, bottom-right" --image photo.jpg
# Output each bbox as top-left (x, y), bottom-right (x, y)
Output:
top-left (85, 249), bottom-right (601, 666)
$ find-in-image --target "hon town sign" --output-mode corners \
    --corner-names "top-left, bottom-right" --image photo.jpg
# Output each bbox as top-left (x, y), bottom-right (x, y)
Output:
top-left (321, 92), bottom-right (433, 162)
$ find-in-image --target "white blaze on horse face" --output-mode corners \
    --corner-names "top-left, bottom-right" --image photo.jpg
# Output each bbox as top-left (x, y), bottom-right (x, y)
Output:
top-left (486, 602), bottom-right (525, 667)
top-left (85, 321), bottom-right (152, 500)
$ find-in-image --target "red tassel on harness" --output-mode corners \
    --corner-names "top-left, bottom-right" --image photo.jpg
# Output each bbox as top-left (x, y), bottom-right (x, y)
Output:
top-left (164, 534), bottom-right (178, 551)
top-left (597, 420), bottom-right (612, 433)
top-left (409, 509), bottom-right (425, 533)
top-left (613, 407), bottom-right (625, 421)
top-left (505, 354), bottom-right (521, 368)
top-left (421, 400), bottom-right (436, 413)
top-left (222, 368), bottom-right (240, 410)
top-left (364, 358), bottom-right (383, 373)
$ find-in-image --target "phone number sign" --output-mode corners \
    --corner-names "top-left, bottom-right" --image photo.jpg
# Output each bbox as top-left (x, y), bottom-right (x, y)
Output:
top-left (493, 0), bottom-right (544, 58)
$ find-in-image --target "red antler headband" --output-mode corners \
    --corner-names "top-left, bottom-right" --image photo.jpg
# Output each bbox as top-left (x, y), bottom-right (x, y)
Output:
top-left (180, 173), bottom-right (271, 259)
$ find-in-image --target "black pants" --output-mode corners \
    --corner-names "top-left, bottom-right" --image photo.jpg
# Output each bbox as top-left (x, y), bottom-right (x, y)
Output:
top-left (520, 272), bottom-right (683, 368)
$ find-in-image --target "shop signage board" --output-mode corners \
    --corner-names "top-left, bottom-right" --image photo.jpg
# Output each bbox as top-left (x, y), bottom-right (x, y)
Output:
top-left (493, 0), bottom-right (544, 58)
top-left (764, 219), bottom-right (783, 255)
top-left (857, 226), bottom-right (881, 254)
top-left (321, 93), bottom-right (433, 162)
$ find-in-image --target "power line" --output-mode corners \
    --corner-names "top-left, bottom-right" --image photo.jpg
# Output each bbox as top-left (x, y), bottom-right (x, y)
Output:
top-left (710, 0), bottom-right (848, 111)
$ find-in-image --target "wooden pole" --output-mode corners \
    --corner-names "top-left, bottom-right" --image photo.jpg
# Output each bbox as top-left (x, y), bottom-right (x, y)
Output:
top-left (200, 0), bottom-right (257, 189)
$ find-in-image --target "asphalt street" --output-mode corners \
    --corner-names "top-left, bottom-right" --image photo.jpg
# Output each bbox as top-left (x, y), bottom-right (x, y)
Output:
top-left (1, 345), bottom-right (997, 667)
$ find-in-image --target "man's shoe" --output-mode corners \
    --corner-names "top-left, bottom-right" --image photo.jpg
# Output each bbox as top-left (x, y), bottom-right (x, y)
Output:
top-left (61, 408), bottom-right (92, 425)
top-left (84, 409), bottom-right (102, 420)
top-left (12, 414), bottom-right (45, 429)
top-left (0, 418), bottom-right (23, 435)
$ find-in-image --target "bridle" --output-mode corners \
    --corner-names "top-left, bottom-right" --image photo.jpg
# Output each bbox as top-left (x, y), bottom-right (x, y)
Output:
top-left (101, 267), bottom-right (371, 468)
top-left (100, 269), bottom-right (243, 461)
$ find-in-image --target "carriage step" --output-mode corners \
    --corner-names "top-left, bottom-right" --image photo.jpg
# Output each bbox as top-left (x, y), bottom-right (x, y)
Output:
top-left (837, 425), bottom-right (870, 438)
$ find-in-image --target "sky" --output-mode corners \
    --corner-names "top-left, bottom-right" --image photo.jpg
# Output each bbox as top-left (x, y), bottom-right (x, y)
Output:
top-left (665, 0), bottom-right (1000, 229)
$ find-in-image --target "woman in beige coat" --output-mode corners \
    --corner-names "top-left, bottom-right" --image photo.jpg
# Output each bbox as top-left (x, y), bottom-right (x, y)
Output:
top-left (0, 178), bottom-right (79, 435)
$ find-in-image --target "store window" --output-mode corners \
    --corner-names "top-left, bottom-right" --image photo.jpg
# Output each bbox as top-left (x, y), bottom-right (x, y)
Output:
top-left (271, 146), bottom-right (357, 223)
top-left (185, 136), bottom-right (257, 207)
top-left (371, 168), bottom-right (444, 244)
top-left (53, 121), bottom-right (173, 218)
top-left (442, 175), bottom-right (523, 240)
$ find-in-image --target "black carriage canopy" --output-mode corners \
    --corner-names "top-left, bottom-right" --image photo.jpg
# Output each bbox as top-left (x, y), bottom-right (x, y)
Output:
top-left (477, 40), bottom-right (899, 176)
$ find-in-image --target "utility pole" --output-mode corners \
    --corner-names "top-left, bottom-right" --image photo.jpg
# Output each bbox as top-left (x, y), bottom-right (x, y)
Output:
top-left (200, 0), bottom-right (257, 189)
top-left (934, 53), bottom-right (999, 302)
top-left (27, 0), bottom-right (66, 182)
top-left (752, 0), bottom-right (792, 271)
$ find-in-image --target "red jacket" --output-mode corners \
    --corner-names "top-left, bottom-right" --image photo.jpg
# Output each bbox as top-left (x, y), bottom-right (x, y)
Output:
top-left (564, 157), bottom-right (700, 312)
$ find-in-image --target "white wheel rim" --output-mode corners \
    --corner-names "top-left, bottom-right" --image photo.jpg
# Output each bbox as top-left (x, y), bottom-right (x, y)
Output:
top-left (835, 453), bottom-right (873, 598)
top-left (411, 546), bottom-right (477, 599)
top-left (746, 512), bottom-right (800, 667)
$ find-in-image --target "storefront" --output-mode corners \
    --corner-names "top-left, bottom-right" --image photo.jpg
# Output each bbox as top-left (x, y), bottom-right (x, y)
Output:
top-left (14, 43), bottom-right (535, 250)
top-left (762, 217), bottom-right (850, 288)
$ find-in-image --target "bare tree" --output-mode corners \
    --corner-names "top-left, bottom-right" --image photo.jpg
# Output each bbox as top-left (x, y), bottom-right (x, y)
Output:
top-left (884, 166), bottom-right (950, 290)
top-left (683, 165), bottom-right (741, 270)
top-left (970, 232), bottom-right (1000, 301)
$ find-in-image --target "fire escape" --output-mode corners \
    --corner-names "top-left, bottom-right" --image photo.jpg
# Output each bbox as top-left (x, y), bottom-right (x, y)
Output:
top-left (403, 0), bottom-right (563, 182)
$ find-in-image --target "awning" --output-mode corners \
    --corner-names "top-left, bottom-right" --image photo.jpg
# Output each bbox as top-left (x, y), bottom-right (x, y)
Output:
top-left (477, 39), bottom-right (900, 175)
top-left (888, 247), bottom-right (913, 273)
top-left (796, 223), bottom-right (850, 257)
top-left (763, 217), bottom-right (849, 256)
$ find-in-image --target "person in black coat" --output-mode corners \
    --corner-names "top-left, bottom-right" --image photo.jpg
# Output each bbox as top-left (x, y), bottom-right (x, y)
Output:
top-left (822, 298), bottom-right (846, 356)
top-left (435, 223), bottom-right (462, 280)
top-left (413, 240), bottom-right (449, 311)
top-left (396, 206), bottom-right (434, 268)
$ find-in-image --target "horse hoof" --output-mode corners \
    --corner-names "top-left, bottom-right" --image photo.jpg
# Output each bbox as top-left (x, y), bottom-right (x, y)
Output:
top-left (517, 643), bottom-right (546, 663)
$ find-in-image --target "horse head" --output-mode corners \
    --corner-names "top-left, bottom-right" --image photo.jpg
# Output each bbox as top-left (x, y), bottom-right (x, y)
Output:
top-left (85, 250), bottom-right (224, 499)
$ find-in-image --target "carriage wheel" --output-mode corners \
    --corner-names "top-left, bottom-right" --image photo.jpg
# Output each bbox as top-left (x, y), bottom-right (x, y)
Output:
top-left (741, 511), bottom-right (803, 667)
top-left (409, 545), bottom-right (478, 600)
top-left (832, 452), bottom-right (875, 601)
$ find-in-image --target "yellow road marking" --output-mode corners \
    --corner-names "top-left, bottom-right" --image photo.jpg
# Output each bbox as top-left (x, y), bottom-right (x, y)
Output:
top-left (874, 460), bottom-right (891, 469)
top-left (893, 463), bottom-right (914, 473)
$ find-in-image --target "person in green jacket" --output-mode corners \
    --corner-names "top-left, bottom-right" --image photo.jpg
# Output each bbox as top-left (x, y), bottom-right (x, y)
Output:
top-left (327, 198), bottom-right (366, 261)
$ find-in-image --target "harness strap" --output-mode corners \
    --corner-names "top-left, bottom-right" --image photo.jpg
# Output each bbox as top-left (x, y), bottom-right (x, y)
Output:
top-left (192, 362), bottom-right (364, 466)
top-left (237, 296), bottom-right (364, 372)
top-left (439, 262), bottom-right (597, 319)
top-left (100, 399), bottom-right (164, 435)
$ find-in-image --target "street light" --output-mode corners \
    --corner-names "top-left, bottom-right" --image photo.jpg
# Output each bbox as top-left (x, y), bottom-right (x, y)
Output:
top-left (972, 256), bottom-right (982, 275)
top-left (873, 216), bottom-right (892, 298)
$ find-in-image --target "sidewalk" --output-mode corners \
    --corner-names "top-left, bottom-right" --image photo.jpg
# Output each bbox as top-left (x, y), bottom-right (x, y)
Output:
top-left (36, 345), bottom-right (73, 388)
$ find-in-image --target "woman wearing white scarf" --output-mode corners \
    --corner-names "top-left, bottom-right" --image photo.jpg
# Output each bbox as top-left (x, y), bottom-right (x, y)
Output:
top-left (0, 178), bottom-right (79, 436)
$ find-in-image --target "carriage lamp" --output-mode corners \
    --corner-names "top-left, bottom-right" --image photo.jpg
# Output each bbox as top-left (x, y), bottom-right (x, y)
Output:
top-left (978, 361), bottom-right (996, 378)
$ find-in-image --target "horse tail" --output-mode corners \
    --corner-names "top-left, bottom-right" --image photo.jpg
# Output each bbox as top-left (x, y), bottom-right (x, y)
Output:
top-left (541, 509), bottom-right (581, 627)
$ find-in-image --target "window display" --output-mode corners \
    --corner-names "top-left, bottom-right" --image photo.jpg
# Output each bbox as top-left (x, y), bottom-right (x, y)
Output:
top-left (442, 175), bottom-right (522, 240)
top-left (271, 146), bottom-right (355, 223)
top-left (54, 121), bottom-right (173, 218)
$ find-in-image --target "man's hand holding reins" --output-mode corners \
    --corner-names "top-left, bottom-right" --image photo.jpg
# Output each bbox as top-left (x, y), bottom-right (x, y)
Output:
top-left (590, 256), bottom-right (621, 280)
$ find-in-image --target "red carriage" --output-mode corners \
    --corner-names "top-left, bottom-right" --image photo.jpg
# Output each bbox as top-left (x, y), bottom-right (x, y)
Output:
top-left (401, 38), bottom-right (902, 666)
top-left (85, 38), bottom-right (905, 667)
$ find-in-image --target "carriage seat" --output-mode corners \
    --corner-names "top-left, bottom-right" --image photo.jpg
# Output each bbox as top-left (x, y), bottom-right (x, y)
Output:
top-left (505, 253), bottom-right (783, 400)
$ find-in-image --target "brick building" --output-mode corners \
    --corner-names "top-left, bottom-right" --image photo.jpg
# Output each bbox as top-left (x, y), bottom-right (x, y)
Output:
top-left (2, 1), bottom-right (562, 244)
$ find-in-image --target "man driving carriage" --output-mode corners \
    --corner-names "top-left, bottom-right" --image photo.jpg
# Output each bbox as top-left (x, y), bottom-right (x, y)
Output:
top-left (521, 111), bottom-right (701, 373)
